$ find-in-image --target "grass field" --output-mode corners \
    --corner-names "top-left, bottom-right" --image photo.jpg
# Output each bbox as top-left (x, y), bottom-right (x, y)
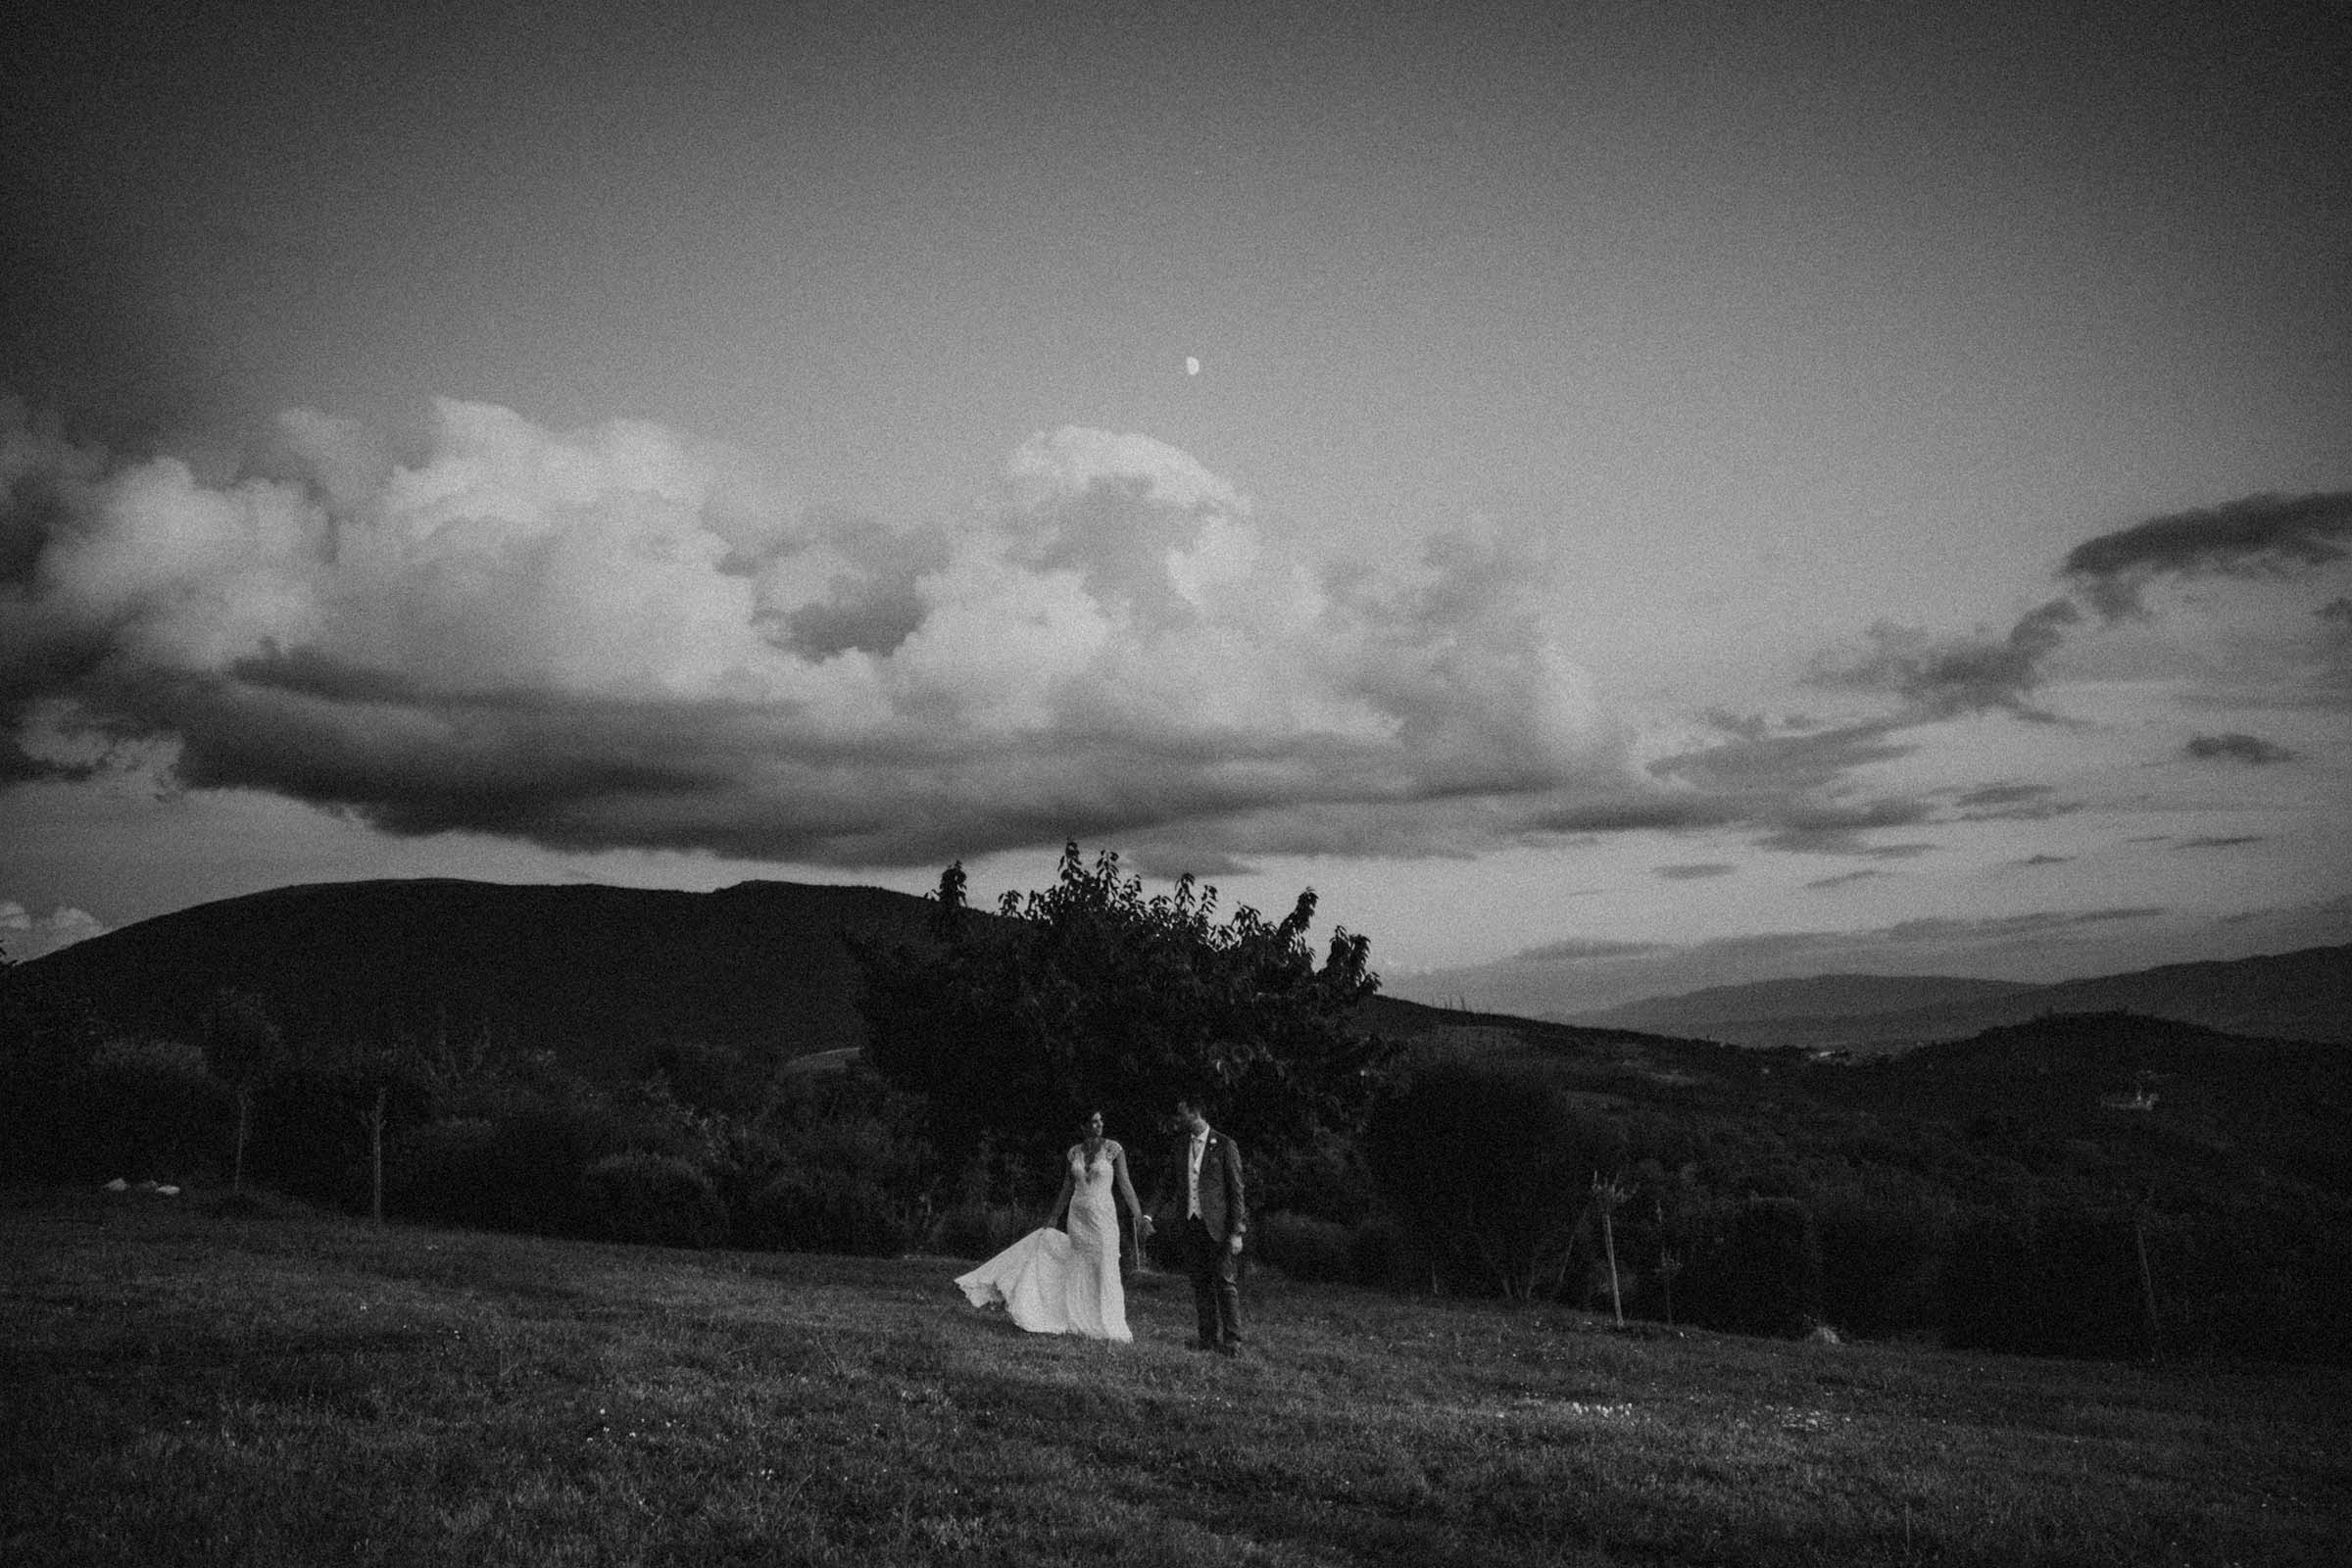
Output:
top-left (4, 1191), bottom-right (2345, 1566)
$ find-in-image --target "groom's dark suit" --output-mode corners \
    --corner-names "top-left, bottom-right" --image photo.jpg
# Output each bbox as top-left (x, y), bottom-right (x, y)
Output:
top-left (1159, 1125), bottom-right (1247, 1351)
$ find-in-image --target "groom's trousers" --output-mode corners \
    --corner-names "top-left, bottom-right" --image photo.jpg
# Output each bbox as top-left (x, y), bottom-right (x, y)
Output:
top-left (1182, 1217), bottom-right (1244, 1349)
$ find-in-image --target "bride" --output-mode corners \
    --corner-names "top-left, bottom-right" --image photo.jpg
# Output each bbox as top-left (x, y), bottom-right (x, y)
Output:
top-left (956, 1109), bottom-right (1151, 1342)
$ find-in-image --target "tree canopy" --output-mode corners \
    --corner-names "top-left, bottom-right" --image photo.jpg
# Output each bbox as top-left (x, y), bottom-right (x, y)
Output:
top-left (849, 845), bottom-right (1389, 1202)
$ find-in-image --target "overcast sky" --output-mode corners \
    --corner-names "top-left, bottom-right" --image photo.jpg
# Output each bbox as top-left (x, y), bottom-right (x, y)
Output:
top-left (4, 0), bottom-right (2347, 1014)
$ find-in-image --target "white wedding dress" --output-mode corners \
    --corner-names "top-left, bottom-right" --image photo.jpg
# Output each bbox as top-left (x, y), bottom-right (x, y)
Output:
top-left (955, 1141), bottom-right (1130, 1342)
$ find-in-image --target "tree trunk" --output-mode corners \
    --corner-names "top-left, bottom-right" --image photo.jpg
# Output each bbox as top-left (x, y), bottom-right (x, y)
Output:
top-left (1601, 1200), bottom-right (1624, 1326)
top-left (231, 1090), bottom-right (251, 1195)
top-left (368, 1085), bottom-right (388, 1224)
top-left (2132, 1206), bottom-right (2162, 1364)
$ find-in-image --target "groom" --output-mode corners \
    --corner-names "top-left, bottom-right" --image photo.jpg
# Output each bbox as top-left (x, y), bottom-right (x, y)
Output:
top-left (1159, 1095), bottom-right (1248, 1355)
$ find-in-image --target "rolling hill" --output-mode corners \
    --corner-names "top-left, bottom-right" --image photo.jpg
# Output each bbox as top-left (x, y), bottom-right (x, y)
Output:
top-left (4, 877), bottom-right (943, 1081)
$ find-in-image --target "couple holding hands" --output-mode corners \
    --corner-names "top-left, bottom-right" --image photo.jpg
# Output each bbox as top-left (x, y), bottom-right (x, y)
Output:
top-left (954, 1096), bottom-right (1246, 1353)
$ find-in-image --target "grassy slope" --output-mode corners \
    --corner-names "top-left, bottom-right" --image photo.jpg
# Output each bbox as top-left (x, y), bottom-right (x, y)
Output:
top-left (4, 1193), bottom-right (2345, 1567)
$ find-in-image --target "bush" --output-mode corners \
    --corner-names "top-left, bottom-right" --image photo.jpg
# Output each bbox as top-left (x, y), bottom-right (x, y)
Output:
top-left (684, 1067), bottom-right (938, 1255)
top-left (745, 1167), bottom-right (911, 1257)
top-left (385, 1118), bottom-right (504, 1228)
top-left (1254, 1211), bottom-right (1355, 1283)
top-left (1366, 1060), bottom-right (1623, 1298)
top-left (72, 1038), bottom-right (226, 1184)
top-left (1943, 1211), bottom-right (2034, 1352)
top-left (387, 1100), bottom-right (624, 1236)
top-left (579, 1152), bottom-right (728, 1250)
top-left (927, 1201), bottom-right (1030, 1261)
top-left (1945, 1201), bottom-right (2153, 1360)
top-left (1689, 1196), bottom-right (1822, 1338)
top-left (1346, 1211), bottom-right (1413, 1290)
top-left (486, 1101), bottom-right (627, 1236)
top-left (2021, 1203), bottom-right (2149, 1360)
top-left (1814, 1183), bottom-right (1955, 1340)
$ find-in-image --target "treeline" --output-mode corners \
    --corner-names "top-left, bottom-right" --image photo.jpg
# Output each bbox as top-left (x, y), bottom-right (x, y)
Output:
top-left (1321, 1053), bottom-right (2352, 1366)
top-left (0, 975), bottom-right (938, 1255)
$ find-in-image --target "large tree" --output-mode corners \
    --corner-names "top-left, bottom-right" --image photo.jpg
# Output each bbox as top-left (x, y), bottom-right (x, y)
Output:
top-left (850, 845), bottom-right (1389, 1205)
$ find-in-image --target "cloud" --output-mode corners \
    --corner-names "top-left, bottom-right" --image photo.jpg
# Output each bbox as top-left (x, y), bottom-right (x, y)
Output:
top-left (1509, 937), bottom-right (1673, 962)
top-left (2183, 732), bottom-right (2297, 765)
top-left (2005, 854), bottom-right (2074, 869)
top-left (0, 900), bottom-right (108, 960)
top-left (2, 397), bottom-right (1664, 866)
top-left (1642, 716), bottom-right (1933, 857)
top-left (1804, 868), bottom-right (1886, 890)
top-left (2175, 835), bottom-right (2268, 851)
top-left (1810, 598), bottom-right (2081, 720)
top-left (1792, 490), bottom-right (2352, 758)
top-left (1655, 862), bottom-right (1737, 880)
top-left (2061, 492), bottom-right (2352, 619)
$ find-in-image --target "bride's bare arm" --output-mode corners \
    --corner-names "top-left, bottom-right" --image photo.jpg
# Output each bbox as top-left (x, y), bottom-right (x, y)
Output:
top-left (1111, 1145), bottom-right (1147, 1229)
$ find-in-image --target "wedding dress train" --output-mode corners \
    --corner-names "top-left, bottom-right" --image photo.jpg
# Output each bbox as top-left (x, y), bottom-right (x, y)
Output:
top-left (955, 1143), bottom-right (1130, 1342)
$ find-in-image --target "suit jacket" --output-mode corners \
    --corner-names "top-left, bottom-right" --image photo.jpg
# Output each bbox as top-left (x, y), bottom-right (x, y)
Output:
top-left (1162, 1127), bottom-right (1247, 1245)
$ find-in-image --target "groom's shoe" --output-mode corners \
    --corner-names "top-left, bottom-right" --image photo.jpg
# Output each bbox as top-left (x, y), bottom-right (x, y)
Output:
top-left (1217, 1340), bottom-right (1239, 1357)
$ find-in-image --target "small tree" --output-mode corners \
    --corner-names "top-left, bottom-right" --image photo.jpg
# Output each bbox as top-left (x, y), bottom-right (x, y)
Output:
top-left (199, 991), bottom-right (288, 1195)
top-left (321, 1036), bottom-right (434, 1223)
top-left (1592, 1170), bottom-right (1627, 1326)
top-left (852, 844), bottom-right (1388, 1201)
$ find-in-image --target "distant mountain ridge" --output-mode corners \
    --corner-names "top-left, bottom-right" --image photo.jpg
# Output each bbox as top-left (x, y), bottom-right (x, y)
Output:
top-left (1567, 946), bottom-right (2352, 1049)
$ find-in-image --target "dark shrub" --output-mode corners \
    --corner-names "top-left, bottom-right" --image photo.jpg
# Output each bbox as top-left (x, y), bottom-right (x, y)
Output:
top-left (1347, 1210), bottom-right (1428, 1291)
top-left (0, 990), bottom-right (107, 1185)
top-left (387, 1098), bottom-right (623, 1236)
top-left (1814, 1184), bottom-right (1955, 1340)
top-left (579, 1152), bottom-right (728, 1250)
top-left (1254, 1211), bottom-right (1355, 1283)
top-left (1944, 1211), bottom-right (2035, 1352)
top-left (1946, 1202), bottom-right (2151, 1359)
top-left (385, 1118), bottom-right (504, 1229)
top-left (73, 1038), bottom-right (226, 1184)
top-left (927, 1201), bottom-right (1029, 1261)
top-left (746, 1167), bottom-right (911, 1256)
top-left (1690, 1196), bottom-right (1822, 1338)
top-left (1250, 1133), bottom-right (1380, 1225)
top-left (707, 1065), bottom-right (935, 1254)
top-left (488, 1100), bottom-right (625, 1235)
top-left (2026, 1203), bottom-right (2148, 1360)
top-left (1366, 1060), bottom-right (1623, 1298)
top-left (242, 1061), bottom-right (424, 1212)
top-left (638, 1038), bottom-right (770, 1119)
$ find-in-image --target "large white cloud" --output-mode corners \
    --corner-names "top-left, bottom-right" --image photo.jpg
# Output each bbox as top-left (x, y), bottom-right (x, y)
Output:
top-left (1, 396), bottom-right (1646, 865)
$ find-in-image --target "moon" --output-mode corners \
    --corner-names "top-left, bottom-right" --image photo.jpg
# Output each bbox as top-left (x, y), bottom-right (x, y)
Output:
top-left (1185, 356), bottom-right (1200, 376)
